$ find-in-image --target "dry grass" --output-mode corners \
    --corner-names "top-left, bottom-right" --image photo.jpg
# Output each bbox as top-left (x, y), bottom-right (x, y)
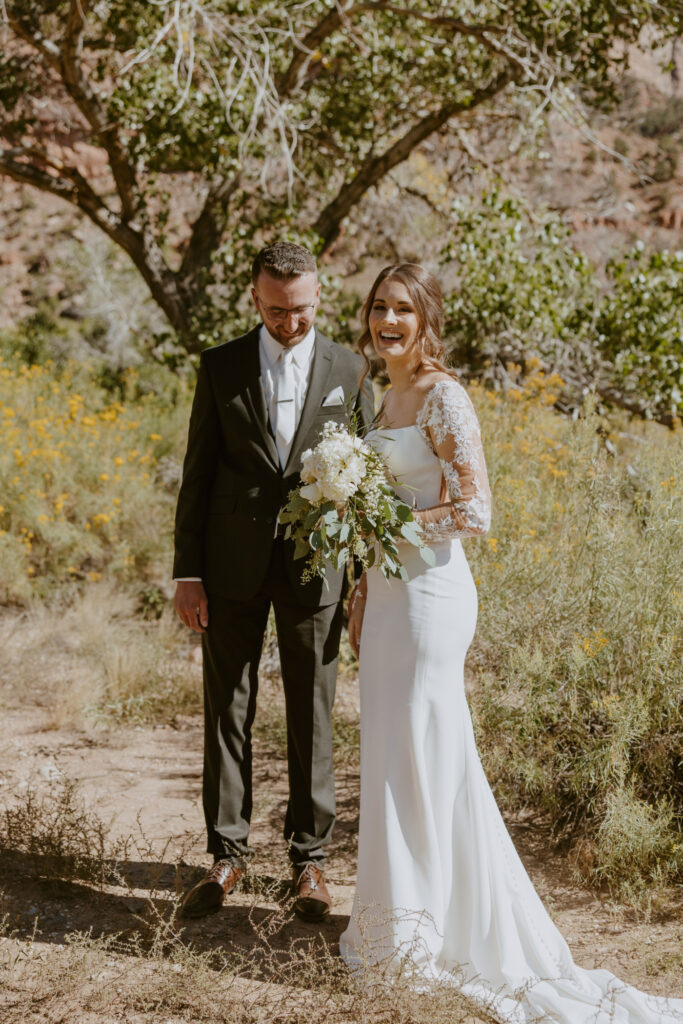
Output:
top-left (0, 780), bottom-right (507, 1024)
top-left (0, 583), bottom-right (202, 728)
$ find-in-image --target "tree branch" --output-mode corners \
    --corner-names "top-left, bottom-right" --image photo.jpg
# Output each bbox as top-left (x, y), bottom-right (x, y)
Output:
top-left (314, 68), bottom-right (515, 249)
top-left (6, 9), bottom-right (61, 69)
top-left (593, 383), bottom-right (675, 430)
top-left (178, 173), bottom-right (242, 296)
top-left (0, 143), bottom-right (121, 235)
top-left (59, 0), bottom-right (139, 221)
top-left (277, 0), bottom-right (509, 98)
top-left (0, 143), bottom-right (191, 337)
top-left (276, 1), bottom-right (353, 98)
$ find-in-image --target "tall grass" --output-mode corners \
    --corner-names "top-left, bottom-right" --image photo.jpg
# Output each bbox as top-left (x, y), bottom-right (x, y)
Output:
top-left (0, 584), bottom-right (201, 727)
top-left (467, 367), bottom-right (683, 906)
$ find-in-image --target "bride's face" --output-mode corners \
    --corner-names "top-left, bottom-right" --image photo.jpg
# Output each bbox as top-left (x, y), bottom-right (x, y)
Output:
top-left (368, 280), bottom-right (421, 363)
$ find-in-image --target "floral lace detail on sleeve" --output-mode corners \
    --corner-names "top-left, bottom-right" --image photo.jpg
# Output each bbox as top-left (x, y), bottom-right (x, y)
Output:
top-left (415, 379), bottom-right (492, 541)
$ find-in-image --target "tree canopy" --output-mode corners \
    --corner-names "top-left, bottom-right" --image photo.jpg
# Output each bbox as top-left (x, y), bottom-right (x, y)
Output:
top-left (1, 0), bottom-right (680, 352)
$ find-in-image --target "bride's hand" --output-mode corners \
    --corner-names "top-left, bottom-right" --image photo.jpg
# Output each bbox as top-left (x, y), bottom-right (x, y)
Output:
top-left (348, 575), bottom-right (367, 657)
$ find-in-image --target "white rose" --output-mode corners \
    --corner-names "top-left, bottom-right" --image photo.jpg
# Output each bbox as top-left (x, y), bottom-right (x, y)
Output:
top-left (300, 448), bottom-right (316, 482)
top-left (300, 481), bottom-right (323, 503)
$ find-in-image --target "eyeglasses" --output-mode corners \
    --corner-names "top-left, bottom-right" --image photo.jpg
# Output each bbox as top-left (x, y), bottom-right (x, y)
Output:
top-left (254, 294), bottom-right (317, 323)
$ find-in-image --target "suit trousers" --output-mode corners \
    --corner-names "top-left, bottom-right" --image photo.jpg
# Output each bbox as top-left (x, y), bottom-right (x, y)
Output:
top-left (201, 536), bottom-right (344, 867)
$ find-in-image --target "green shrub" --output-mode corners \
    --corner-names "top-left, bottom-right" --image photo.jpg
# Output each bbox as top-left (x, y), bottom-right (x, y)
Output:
top-left (0, 351), bottom-right (190, 604)
top-left (468, 380), bottom-right (683, 903)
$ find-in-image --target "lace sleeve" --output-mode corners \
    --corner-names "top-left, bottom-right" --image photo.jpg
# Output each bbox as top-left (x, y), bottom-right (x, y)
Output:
top-left (415, 379), bottom-right (492, 541)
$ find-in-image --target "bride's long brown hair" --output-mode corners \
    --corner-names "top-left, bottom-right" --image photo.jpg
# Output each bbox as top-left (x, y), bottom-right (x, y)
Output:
top-left (358, 263), bottom-right (457, 385)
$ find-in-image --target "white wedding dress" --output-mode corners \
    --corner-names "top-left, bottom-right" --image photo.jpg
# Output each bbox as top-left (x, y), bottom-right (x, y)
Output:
top-left (339, 379), bottom-right (683, 1023)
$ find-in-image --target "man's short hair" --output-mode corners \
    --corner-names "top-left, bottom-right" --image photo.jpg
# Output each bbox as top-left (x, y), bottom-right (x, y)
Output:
top-left (252, 242), bottom-right (317, 285)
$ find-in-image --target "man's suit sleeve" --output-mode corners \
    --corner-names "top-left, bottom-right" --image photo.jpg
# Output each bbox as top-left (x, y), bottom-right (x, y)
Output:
top-left (173, 354), bottom-right (219, 579)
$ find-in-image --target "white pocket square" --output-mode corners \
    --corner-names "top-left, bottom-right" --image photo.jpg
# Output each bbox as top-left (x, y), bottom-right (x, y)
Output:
top-left (322, 386), bottom-right (345, 407)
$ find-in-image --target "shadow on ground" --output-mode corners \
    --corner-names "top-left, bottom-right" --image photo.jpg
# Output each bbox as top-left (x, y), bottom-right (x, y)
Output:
top-left (0, 849), bottom-right (350, 982)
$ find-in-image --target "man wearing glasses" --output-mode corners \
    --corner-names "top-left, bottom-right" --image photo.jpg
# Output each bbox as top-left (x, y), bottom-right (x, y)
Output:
top-left (173, 242), bottom-right (371, 922)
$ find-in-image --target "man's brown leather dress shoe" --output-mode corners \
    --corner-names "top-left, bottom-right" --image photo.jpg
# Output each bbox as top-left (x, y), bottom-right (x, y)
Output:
top-left (179, 860), bottom-right (243, 918)
top-left (292, 863), bottom-right (331, 921)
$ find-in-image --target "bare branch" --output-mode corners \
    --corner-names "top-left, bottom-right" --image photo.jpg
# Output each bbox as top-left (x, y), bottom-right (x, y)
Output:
top-left (0, 140), bottom-right (191, 335)
top-left (0, 143), bottom-right (120, 234)
top-left (314, 67), bottom-right (515, 249)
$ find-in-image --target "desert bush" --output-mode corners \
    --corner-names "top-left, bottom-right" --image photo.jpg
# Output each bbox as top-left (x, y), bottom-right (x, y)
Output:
top-left (441, 188), bottom-right (683, 424)
top-left (467, 375), bottom-right (683, 903)
top-left (0, 349), bottom-right (190, 605)
top-left (595, 245), bottom-right (683, 420)
top-left (442, 189), bottom-right (593, 377)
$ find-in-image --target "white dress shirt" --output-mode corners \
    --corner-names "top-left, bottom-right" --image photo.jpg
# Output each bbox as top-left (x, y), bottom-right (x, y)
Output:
top-left (175, 324), bottom-right (316, 581)
top-left (259, 324), bottom-right (316, 467)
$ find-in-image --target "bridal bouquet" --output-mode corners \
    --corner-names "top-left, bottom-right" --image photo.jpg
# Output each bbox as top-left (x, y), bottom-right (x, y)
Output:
top-left (279, 420), bottom-right (435, 583)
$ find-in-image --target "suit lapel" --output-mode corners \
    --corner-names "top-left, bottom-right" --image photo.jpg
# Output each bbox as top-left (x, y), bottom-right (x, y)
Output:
top-left (241, 327), bottom-right (280, 469)
top-left (284, 330), bottom-right (335, 475)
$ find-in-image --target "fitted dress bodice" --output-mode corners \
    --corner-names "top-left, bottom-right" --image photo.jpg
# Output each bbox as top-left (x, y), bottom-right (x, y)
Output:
top-left (367, 426), bottom-right (444, 510)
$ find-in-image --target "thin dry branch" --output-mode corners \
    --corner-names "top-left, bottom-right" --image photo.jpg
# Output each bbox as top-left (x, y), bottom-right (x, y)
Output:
top-left (121, 0), bottom-right (300, 189)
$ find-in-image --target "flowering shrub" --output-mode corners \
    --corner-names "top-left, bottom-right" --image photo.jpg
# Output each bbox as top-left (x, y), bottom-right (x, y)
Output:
top-left (0, 353), bottom-right (189, 603)
top-left (466, 373), bottom-right (683, 906)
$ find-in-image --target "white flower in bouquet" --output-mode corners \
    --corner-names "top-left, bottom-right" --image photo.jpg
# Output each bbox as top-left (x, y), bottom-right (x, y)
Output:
top-left (300, 423), bottom-right (368, 505)
top-left (279, 419), bottom-right (434, 584)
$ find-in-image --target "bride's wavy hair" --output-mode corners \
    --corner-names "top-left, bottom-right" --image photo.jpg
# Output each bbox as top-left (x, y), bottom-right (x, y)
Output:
top-left (358, 263), bottom-right (457, 384)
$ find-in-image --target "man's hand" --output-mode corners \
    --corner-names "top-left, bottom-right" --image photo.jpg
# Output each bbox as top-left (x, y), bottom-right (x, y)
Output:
top-left (174, 580), bottom-right (209, 633)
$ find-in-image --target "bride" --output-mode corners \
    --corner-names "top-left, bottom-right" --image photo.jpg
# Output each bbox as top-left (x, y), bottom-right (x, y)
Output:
top-left (340, 263), bottom-right (682, 1023)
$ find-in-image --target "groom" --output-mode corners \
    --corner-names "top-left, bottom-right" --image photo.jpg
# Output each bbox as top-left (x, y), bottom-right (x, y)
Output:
top-left (173, 242), bottom-right (370, 921)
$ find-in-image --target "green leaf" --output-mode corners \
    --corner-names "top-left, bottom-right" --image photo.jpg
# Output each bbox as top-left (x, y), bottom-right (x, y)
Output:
top-left (419, 544), bottom-right (436, 567)
top-left (400, 522), bottom-right (421, 545)
top-left (294, 537), bottom-right (310, 560)
top-left (310, 530), bottom-right (323, 550)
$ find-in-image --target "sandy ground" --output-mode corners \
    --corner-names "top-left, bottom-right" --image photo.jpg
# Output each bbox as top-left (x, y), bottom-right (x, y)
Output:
top-left (0, 671), bottom-right (681, 1020)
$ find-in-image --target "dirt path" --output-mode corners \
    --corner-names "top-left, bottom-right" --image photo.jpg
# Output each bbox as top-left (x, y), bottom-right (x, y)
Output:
top-left (0, 678), bottom-right (681, 1021)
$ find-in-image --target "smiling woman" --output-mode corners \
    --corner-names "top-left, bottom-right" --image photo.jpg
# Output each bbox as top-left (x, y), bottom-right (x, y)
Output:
top-left (358, 263), bottom-right (454, 400)
top-left (341, 262), bottom-right (683, 1023)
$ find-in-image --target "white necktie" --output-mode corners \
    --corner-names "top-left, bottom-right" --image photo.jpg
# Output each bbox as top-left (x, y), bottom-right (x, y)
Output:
top-left (274, 348), bottom-right (296, 466)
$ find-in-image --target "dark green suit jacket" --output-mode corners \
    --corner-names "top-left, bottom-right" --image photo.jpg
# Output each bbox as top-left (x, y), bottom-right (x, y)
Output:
top-left (173, 326), bottom-right (372, 606)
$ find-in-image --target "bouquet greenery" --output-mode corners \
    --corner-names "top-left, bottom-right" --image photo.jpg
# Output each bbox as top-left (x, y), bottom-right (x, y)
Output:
top-left (279, 421), bottom-right (435, 583)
